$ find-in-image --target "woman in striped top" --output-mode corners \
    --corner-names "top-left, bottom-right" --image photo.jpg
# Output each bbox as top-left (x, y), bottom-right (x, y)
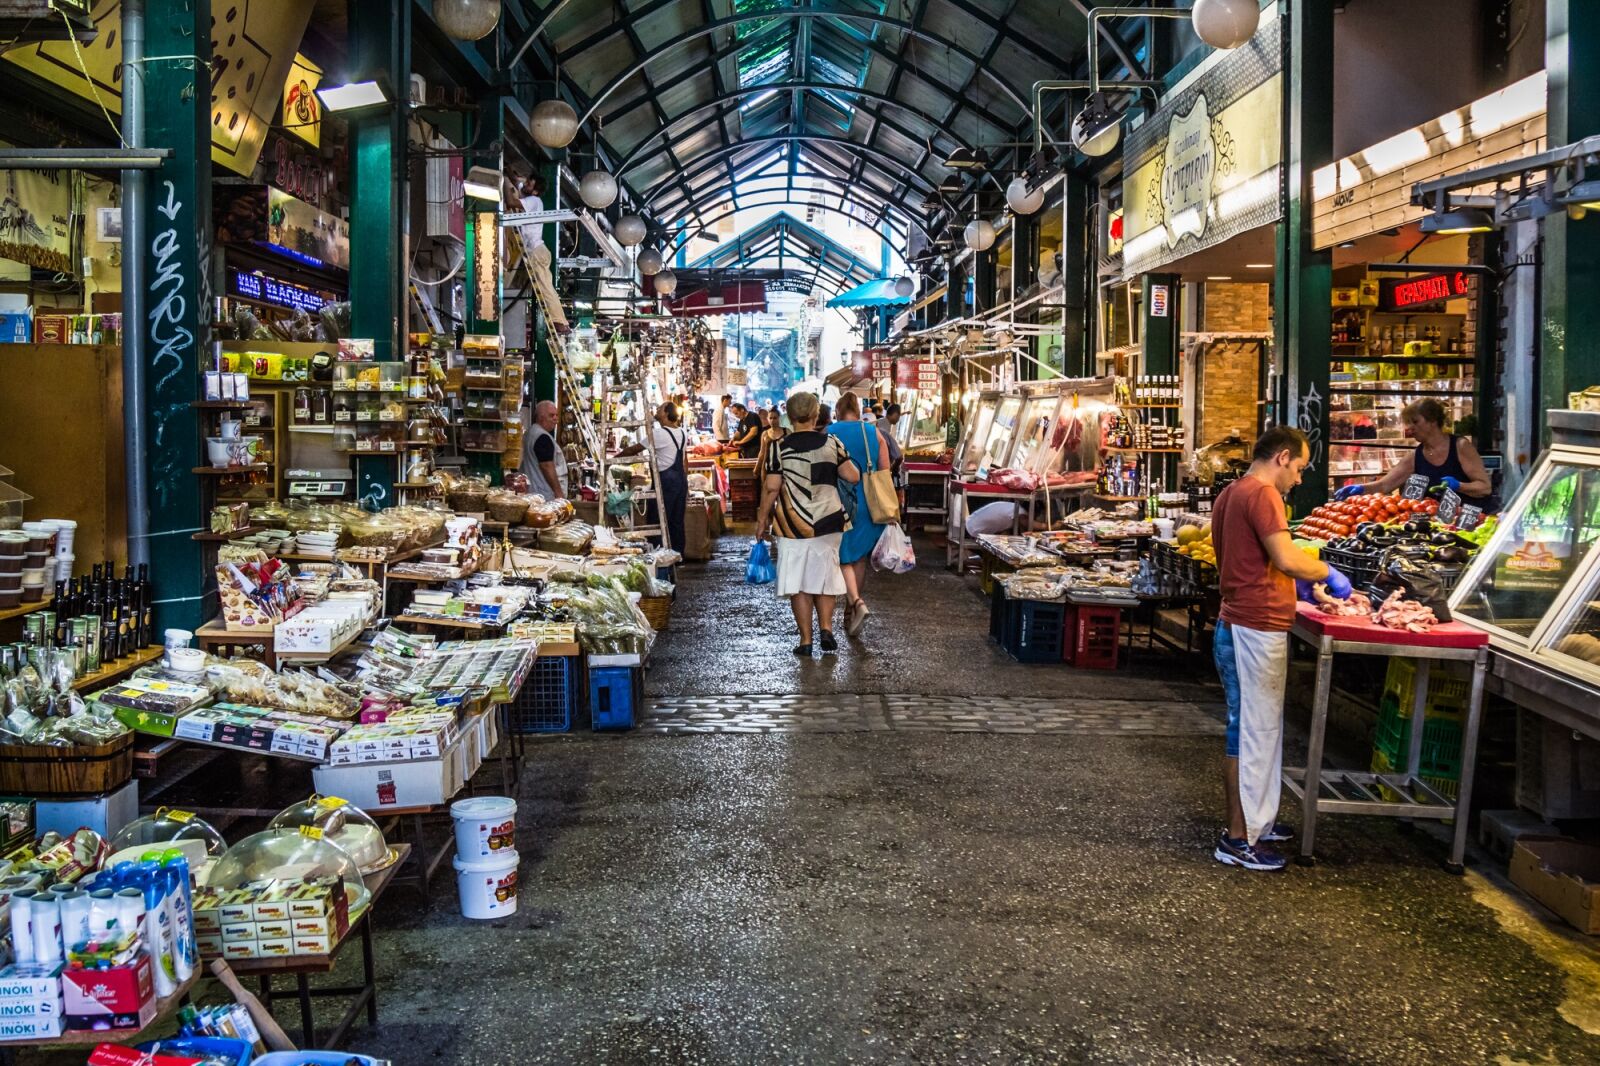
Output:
top-left (755, 391), bottom-right (861, 656)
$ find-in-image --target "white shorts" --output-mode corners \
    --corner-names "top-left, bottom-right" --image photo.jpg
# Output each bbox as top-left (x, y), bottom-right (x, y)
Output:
top-left (774, 534), bottom-right (847, 597)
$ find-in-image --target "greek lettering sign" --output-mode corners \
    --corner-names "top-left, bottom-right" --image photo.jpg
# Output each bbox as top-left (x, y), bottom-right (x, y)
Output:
top-left (1121, 7), bottom-right (1282, 276)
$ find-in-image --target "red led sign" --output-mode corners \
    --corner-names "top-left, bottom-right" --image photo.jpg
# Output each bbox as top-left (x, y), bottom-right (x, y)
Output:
top-left (1380, 271), bottom-right (1471, 311)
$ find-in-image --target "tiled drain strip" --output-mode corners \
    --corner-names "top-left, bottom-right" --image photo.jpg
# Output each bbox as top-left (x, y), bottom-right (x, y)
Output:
top-left (637, 695), bottom-right (1225, 736)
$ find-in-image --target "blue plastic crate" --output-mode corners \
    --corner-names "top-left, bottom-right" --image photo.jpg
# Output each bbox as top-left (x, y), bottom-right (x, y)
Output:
top-left (989, 582), bottom-right (1008, 642)
top-left (589, 666), bottom-right (639, 731)
top-left (1001, 599), bottom-right (1067, 663)
top-left (510, 655), bottom-right (579, 733)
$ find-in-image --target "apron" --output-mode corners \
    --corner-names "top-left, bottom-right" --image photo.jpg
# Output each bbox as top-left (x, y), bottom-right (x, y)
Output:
top-left (657, 427), bottom-right (688, 553)
top-left (521, 421), bottom-right (568, 500)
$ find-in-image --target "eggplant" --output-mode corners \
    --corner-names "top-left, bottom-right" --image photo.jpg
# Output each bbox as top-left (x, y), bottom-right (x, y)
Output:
top-left (1430, 532), bottom-right (1457, 546)
top-left (1405, 517), bottom-right (1433, 535)
top-left (1435, 545), bottom-right (1470, 565)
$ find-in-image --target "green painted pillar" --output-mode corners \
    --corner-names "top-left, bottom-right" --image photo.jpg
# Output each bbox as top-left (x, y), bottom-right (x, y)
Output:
top-left (1542, 0), bottom-right (1600, 431)
top-left (1061, 173), bottom-right (1091, 377)
top-left (464, 100), bottom-right (505, 483)
top-left (531, 161), bottom-right (559, 405)
top-left (348, 0), bottom-right (410, 508)
top-left (140, 0), bottom-right (211, 632)
top-left (1141, 273), bottom-right (1179, 376)
top-left (1275, 0), bottom-right (1335, 516)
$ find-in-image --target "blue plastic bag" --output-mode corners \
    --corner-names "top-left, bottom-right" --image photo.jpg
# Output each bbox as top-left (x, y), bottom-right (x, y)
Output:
top-left (746, 540), bottom-right (776, 584)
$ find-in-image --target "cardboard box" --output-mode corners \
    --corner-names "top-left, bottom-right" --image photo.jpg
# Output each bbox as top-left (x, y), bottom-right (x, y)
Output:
top-left (255, 919), bottom-right (292, 940)
top-left (0, 964), bottom-right (62, 1002)
top-left (0, 799), bottom-right (34, 854)
top-left (196, 933), bottom-right (224, 957)
top-left (288, 914), bottom-right (336, 938)
top-left (222, 941), bottom-right (258, 961)
top-left (220, 922), bottom-right (257, 943)
top-left (257, 938), bottom-right (294, 958)
top-left (313, 734), bottom-right (466, 810)
top-left (61, 956), bottom-right (152, 1017)
top-left (291, 933), bottom-right (333, 955)
top-left (0, 1013), bottom-right (63, 1041)
top-left (0, 996), bottom-right (62, 1020)
top-left (0, 311), bottom-right (31, 344)
top-left (1510, 837), bottom-right (1600, 933)
top-left (34, 781), bottom-right (139, 839)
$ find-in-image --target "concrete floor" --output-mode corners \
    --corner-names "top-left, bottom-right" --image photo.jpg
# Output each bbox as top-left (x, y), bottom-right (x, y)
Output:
top-left (25, 536), bottom-right (1600, 1064)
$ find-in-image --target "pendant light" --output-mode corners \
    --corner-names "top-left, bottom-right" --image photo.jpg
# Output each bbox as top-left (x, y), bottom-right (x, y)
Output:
top-left (614, 214), bottom-right (647, 247)
top-left (652, 269), bottom-right (678, 296)
top-left (636, 248), bottom-right (664, 275)
top-left (530, 99), bottom-right (579, 150)
top-left (1071, 92), bottom-right (1121, 158)
top-left (1006, 177), bottom-right (1045, 215)
top-left (894, 275), bottom-right (915, 298)
top-left (578, 170), bottom-right (618, 210)
top-left (1192, 0), bottom-right (1261, 49)
top-left (434, 0), bottom-right (501, 41)
top-left (963, 219), bottom-right (996, 252)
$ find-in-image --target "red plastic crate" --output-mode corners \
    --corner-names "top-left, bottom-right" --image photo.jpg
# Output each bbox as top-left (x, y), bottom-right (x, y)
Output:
top-left (1064, 604), bottom-right (1120, 670)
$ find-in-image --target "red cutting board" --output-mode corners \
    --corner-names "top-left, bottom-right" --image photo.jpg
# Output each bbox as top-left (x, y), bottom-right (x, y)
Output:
top-left (1294, 600), bottom-right (1489, 649)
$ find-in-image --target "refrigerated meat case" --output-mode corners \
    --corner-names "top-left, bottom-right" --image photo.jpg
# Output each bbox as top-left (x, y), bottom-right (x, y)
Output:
top-left (1448, 410), bottom-right (1600, 736)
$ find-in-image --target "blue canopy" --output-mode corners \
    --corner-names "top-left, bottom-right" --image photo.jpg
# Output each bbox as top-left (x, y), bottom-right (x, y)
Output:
top-left (826, 278), bottom-right (910, 309)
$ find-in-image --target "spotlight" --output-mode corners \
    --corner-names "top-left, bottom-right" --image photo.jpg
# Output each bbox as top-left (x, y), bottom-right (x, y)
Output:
top-left (1420, 207), bottom-right (1494, 235)
top-left (1072, 93), bottom-right (1121, 158)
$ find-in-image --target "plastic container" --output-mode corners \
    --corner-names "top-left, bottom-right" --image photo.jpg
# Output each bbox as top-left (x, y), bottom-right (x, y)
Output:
top-left (589, 666), bottom-right (639, 730)
top-left (168, 647), bottom-right (205, 672)
top-left (509, 655), bottom-right (577, 734)
top-left (42, 520), bottom-right (73, 556)
top-left (268, 796), bottom-right (391, 874)
top-left (450, 796), bottom-right (517, 859)
top-left (999, 598), bottom-right (1067, 663)
top-left (22, 551), bottom-right (45, 568)
top-left (0, 571), bottom-right (19, 590)
top-left (53, 554), bottom-right (72, 578)
top-left (452, 849), bottom-right (519, 919)
top-left (0, 555), bottom-right (21, 575)
top-left (0, 589), bottom-right (19, 608)
top-left (253, 1053), bottom-right (387, 1066)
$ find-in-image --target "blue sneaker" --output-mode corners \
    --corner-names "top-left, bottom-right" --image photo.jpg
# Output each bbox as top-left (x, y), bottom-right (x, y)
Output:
top-left (1214, 833), bottom-right (1287, 871)
top-left (1260, 823), bottom-right (1295, 843)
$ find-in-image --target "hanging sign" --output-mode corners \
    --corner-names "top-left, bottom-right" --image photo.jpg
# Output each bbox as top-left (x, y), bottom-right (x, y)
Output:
top-left (282, 53), bottom-right (323, 148)
top-left (473, 211), bottom-right (500, 323)
top-left (5, 0), bottom-right (316, 177)
top-left (1120, 8), bottom-right (1282, 276)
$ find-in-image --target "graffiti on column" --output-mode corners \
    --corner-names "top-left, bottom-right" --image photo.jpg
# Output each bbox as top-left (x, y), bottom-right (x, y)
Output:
top-left (1296, 382), bottom-right (1324, 473)
top-left (148, 180), bottom-right (192, 510)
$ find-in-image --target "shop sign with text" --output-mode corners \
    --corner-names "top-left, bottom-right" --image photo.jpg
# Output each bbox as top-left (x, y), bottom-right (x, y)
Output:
top-left (1120, 6), bottom-right (1282, 276)
top-left (1379, 271), bottom-right (1471, 312)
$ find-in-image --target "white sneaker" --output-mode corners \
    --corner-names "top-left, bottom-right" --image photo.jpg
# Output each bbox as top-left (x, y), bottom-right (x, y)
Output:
top-left (847, 599), bottom-right (870, 637)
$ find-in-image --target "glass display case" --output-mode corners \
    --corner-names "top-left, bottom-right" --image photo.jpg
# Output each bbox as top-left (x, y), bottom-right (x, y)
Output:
top-left (1450, 410), bottom-right (1600, 707)
top-left (975, 395), bottom-right (1023, 479)
top-left (955, 393), bottom-right (1001, 478)
top-left (1005, 391), bottom-right (1065, 475)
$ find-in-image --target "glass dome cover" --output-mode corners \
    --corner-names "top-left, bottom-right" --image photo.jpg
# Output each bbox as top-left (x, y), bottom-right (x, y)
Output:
top-left (268, 795), bottom-right (394, 874)
top-left (206, 828), bottom-right (368, 917)
top-left (107, 809), bottom-right (228, 865)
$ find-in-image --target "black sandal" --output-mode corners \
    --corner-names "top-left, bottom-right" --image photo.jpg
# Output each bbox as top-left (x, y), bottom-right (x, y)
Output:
top-left (793, 643), bottom-right (813, 656)
top-left (818, 630), bottom-right (838, 653)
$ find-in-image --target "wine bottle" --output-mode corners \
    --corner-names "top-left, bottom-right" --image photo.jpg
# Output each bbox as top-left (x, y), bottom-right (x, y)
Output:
top-left (138, 563), bottom-right (153, 648)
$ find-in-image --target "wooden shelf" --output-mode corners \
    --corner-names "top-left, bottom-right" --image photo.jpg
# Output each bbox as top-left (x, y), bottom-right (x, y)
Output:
top-left (192, 525), bottom-right (262, 542)
top-left (1105, 447), bottom-right (1185, 454)
top-left (275, 625), bottom-right (363, 663)
top-left (0, 596), bottom-right (52, 623)
top-left (1120, 404), bottom-right (1182, 410)
top-left (1329, 387), bottom-right (1475, 397)
top-left (1334, 354), bottom-right (1475, 364)
top-left (461, 447), bottom-right (510, 454)
top-left (193, 464), bottom-right (271, 474)
top-left (18, 972), bottom-right (199, 1048)
top-left (1092, 493), bottom-right (1151, 502)
top-left (395, 481), bottom-right (439, 489)
top-left (71, 645), bottom-right (164, 692)
top-left (191, 400), bottom-right (253, 409)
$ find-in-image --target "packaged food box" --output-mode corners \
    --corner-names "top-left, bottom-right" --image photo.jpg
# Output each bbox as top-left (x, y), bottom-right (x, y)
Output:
top-left (0, 963), bottom-right (62, 1002)
top-left (61, 956), bottom-right (152, 1018)
top-left (0, 1013), bottom-right (62, 1041)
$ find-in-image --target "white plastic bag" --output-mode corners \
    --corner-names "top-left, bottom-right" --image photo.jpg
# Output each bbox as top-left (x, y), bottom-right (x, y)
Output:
top-left (871, 523), bottom-right (917, 574)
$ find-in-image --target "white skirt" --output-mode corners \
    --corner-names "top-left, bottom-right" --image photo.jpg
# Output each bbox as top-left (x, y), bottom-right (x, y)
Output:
top-left (773, 534), bottom-right (847, 597)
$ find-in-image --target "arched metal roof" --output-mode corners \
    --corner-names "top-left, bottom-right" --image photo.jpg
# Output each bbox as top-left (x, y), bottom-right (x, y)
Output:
top-left (512, 0), bottom-right (1152, 240)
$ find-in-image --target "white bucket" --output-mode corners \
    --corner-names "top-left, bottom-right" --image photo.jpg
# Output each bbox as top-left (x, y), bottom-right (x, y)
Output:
top-left (452, 849), bottom-right (519, 920)
top-left (449, 796), bottom-right (517, 860)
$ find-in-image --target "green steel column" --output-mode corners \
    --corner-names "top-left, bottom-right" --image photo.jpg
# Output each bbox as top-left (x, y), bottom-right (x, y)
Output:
top-left (1141, 273), bottom-right (1179, 376)
top-left (140, 0), bottom-right (211, 631)
top-left (1543, 0), bottom-right (1600, 429)
top-left (531, 161), bottom-right (559, 404)
top-left (465, 100), bottom-right (505, 483)
top-left (1062, 174), bottom-right (1091, 378)
top-left (348, 0), bottom-right (410, 508)
top-left (1275, 0), bottom-right (1335, 516)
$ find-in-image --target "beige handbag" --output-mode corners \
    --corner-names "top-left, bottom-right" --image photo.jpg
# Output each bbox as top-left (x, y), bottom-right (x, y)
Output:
top-left (858, 422), bottom-right (900, 524)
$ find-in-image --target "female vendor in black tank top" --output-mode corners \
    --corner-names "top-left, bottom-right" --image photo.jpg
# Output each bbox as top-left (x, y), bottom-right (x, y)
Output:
top-left (1332, 398), bottom-right (1494, 509)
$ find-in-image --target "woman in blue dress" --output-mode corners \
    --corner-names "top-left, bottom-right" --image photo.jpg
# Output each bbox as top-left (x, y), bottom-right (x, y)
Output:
top-left (828, 392), bottom-right (893, 637)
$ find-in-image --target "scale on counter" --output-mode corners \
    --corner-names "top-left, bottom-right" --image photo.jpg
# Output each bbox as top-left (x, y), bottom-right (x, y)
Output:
top-left (285, 468), bottom-right (355, 499)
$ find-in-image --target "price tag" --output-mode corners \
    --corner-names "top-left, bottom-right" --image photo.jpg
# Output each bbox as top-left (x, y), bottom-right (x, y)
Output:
top-left (1459, 504), bottom-right (1484, 530)
top-left (1402, 474), bottom-right (1430, 500)
top-left (335, 410), bottom-right (352, 422)
top-left (1437, 487), bottom-right (1463, 526)
top-left (298, 826), bottom-right (324, 840)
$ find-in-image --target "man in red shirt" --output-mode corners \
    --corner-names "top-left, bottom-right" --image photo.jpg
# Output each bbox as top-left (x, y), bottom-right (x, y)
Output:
top-left (1211, 426), bottom-right (1352, 871)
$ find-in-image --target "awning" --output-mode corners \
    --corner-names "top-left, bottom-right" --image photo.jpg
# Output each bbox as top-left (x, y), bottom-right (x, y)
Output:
top-left (826, 278), bottom-right (912, 309)
top-left (824, 366), bottom-right (872, 390)
top-left (667, 281), bottom-right (767, 317)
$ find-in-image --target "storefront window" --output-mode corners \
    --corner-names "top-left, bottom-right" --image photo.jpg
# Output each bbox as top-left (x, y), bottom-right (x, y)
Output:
top-left (1542, 565), bottom-right (1600, 683)
top-left (1453, 460), bottom-right (1600, 640)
